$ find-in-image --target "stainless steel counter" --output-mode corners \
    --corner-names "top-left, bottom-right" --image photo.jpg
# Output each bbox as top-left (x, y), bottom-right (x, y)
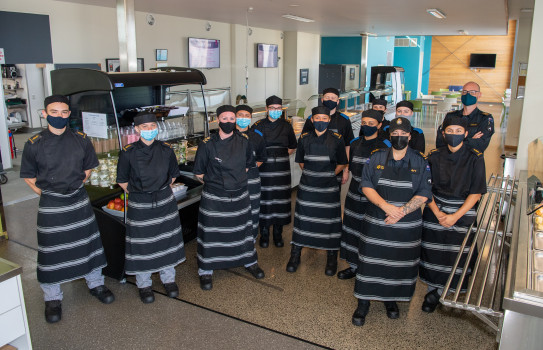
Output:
top-left (0, 257), bottom-right (22, 284)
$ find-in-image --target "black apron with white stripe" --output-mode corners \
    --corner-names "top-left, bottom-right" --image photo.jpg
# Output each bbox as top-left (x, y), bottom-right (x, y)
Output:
top-left (197, 186), bottom-right (257, 271)
top-left (259, 146), bottom-right (292, 226)
top-left (354, 157), bottom-right (422, 301)
top-left (292, 151), bottom-right (342, 250)
top-left (37, 187), bottom-right (107, 285)
top-left (419, 193), bottom-right (477, 291)
top-left (125, 186), bottom-right (185, 275)
top-left (247, 166), bottom-right (261, 238)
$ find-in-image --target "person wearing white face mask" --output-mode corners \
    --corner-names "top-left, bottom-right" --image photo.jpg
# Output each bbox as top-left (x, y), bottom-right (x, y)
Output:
top-left (251, 96), bottom-right (297, 249)
top-left (117, 112), bottom-right (186, 304)
top-left (235, 105), bottom-right (267, 240)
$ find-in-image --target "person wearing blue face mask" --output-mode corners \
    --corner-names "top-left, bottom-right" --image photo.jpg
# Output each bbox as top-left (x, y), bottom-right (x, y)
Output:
top-left (287, 106), bottom-right (348, 275)
top-left (117, 112), bottom-right (185, 304)
top-left (338, 110), bottom-right (390, 280)
top-left (302, 87), bottom-right (354, 185)
top-left (436, 81), bottom-right (494, 152)
top-left (235, 105), bottom-right (268, 240)
top-left (420, 116), bottom-right (486, 313)
top-left (20, 95), bottom-right (114, 323)
top-left (251, 96), bottom-right (297, 248)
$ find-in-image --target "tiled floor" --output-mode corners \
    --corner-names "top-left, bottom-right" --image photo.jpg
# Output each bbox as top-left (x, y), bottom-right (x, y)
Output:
top-left (0, 104), bottom-right (505, 349)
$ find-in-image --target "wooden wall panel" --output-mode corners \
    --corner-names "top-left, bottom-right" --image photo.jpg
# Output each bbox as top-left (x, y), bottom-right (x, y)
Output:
top-left (428, 20), bottom-right (516, 103)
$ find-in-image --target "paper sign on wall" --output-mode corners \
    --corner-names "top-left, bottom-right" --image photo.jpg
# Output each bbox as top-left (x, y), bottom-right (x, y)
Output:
top-left (0, 49), bottom-right (5, 64)
top-left (82, 112), bottom-right (108, 139)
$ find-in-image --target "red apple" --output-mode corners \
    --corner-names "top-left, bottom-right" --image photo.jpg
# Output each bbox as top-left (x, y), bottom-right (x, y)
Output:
top-left (114, 198), bottom-right (122, 205)
top-left (114, 203), bottom-right (123, 211)
top-left (107, 201), bottom-right (115, 209)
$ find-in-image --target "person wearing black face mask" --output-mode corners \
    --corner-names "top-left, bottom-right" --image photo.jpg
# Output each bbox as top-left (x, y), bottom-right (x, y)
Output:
top-left (193, 105), bottom-right (265, 291)
top-left (436, 81), bottom-right (494, 152)
top-left (374, 100), bottom-right (425, 153)
top-left (352, 117), bottom-right (432, 326)
top-left (301, 87), bottom-right (354, 185)
top-left (287, 106), bottom-right (348, 275)
top-left (20, 95), bottom-right (115, 323)
top-left (338, 110), bottom-right (390, 280)
top-left (419, 116), bottom-right (487, 313)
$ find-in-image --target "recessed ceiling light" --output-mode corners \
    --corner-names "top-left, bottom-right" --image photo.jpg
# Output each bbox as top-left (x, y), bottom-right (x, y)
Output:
top-left (457, 29), bottom-right (469, 35)
top-left (282, 14), bottom-right (315, 22)
top-left (520, 8), bottom-right (533, 12)
top-left (289, 4), bottom-right (300, 7)
top-left (426, 8), bottom-right (446, 19)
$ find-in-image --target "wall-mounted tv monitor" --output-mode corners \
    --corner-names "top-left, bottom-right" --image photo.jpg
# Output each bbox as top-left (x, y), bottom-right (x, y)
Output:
top-left (257, 43), bottom-right (278, 68)
top-left (188, 37), bottom-right (220, 68)
top-left (469, 54), bottom-right (496, 68)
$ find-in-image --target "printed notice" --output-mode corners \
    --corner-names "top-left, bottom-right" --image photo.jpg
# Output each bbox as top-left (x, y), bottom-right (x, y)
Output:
top-left (82, 112), bottom-right (108, 139)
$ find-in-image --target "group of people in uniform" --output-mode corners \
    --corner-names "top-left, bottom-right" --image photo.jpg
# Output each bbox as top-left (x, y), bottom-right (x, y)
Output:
top-left (21, 80), bottom-right (494, 327)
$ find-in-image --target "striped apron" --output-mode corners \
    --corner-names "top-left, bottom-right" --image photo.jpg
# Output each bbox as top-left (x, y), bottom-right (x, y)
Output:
top-left (125, 186), bottom-right (185, 275)
top-left (247, 166), bottom-right (261, 239)
top-left (37, 186), bottom-right (107, 285)
top-left (259, 146), bottom-right (292, 226)
top-left (354, 158), bottom-right (422, 301)
top-left (292, 150), bottom-right (342, 250)
top-left (419, 193), bottom-right (477, 292)
top-left (340, 154), bottom-right (369, 266)
top-left (197, 186), bottom-right (257, 271)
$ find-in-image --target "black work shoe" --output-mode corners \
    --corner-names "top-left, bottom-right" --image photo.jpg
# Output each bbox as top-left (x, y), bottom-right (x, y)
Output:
top-left (259, 226), bottom-right (270, 248)
top-left (337, 267), bottom-right (356, 280)
top-left (163, 282), bottom-right (179, 298)
top-left (286, 245), bottom-right (302, 273)
top-left (272, 225), bottom-right (284, 247)
top-left (138, 287), bottom-right (155, 304)
top-left (325, 250), bottom-right (338, 276)
top-left (384, 301), bottom-right (400, 319)
top-left (245, 264), bottom-right (265, 279)
top-left (45, 300), bottom-right (62, 324)
top-left (352, 300), bottom-right (370, 326)
top-left (199, 275), bottom-right (213, 291)
top-left (421, 289), bottom-right (440, 313)
top-left (89, 285), bottom-right (115, 304)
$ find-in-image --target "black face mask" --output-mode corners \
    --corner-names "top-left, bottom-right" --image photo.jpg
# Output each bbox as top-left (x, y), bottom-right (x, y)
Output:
top-left (322, 100), bottom-right (338, 110)
top-left (390, 135), bottom-right (409, 150)
top-left (361, 125), bottom-right (378, 137)
top-left (444, 133), bottom-right (465, 147)
top-left (219, 122), bottom-right (236, 134)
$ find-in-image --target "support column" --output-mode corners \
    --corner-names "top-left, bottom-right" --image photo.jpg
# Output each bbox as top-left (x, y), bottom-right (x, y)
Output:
top-left (116, 0), bottom-right (137, 72)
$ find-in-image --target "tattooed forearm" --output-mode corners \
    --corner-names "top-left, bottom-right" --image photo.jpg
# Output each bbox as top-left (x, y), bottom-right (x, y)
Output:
top-left (401, 196), bottom-right (426, 215)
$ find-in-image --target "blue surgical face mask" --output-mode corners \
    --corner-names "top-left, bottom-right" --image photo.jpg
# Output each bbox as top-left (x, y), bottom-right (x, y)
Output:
top-left (47, 115), bottom-right (69, 129)
top-left (313, 120), bottom-right (329, 132)
top-left (362, 125), bottom-right (378, 137)
top-left (461, 93), bottom-right (477, 106)
top-left (140, 128), bottom-right (158, 141)
top-left (236, 118), bottom-right (251, 129)
top-left (269, 110), bottom-right (282, 120)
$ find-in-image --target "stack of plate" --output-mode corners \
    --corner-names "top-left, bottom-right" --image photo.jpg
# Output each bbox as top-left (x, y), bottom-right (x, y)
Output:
top-left (172, 183), bottom-right (188, 200)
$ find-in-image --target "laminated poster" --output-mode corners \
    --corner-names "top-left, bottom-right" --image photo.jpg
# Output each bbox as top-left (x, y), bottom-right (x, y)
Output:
top-left (82, 112), bottom-right (108, 139)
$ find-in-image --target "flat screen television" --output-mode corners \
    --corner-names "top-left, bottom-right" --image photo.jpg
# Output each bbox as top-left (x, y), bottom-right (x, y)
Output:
top-left (188, 38), bottom-right (220, 69)
top-left (257, 43), bottom-right (278, 68)
top-left (469, 54), bottom-right (496, 68)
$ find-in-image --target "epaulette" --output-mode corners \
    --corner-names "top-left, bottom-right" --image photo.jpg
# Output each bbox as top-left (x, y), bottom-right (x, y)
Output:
top-left (481, 111), bottom-right (490, 116)
top-left (333, 132), bottom-right (342, 139)
top-left (240, 133), bottom-right (249, 139)
top-left (418, 151), bottom-right (428, 160)
top-left (76, 131), bottom-right (87, 139)
top-left (427, 148), bottom-right (439, 156)
top-left (339, 113), bottom-right (350, 121)
top-left (253, 119), bottom-right (263, 126)
top-left (350, 136), bottom-right (360, 145)
top-left (300, 132), bottom-right (309, 139)
top-left (28, 134), bottom-right (41, 144)
top-left (413, 127), bottom-right (424, 134)
top-left (163, 142), bottom-right (173, 148)
top-left (202, 136), bottom-right (211, 143)
top-left (371, 147), bottom-right (386, 155)
top-left (471, 148), bottom-right (483, 157)
top-left (123, 144), bottom-right (133, 151)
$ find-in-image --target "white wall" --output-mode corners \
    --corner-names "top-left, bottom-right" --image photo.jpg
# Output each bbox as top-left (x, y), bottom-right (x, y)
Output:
top-left (24, 64), bottom-right (46, 128)
top-left (506, 13), bottom-right (533, 148)
top-left (516, 0), bottom-right (543, 172)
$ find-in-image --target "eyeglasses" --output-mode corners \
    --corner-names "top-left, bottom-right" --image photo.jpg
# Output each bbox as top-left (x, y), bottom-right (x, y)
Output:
top-left (461, 90), bottom-right (480, 96)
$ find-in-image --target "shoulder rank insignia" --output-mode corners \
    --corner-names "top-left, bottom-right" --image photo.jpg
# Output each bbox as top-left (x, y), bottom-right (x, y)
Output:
top-left (163, 142), bottom-right (172, 148)
top-left (427, 148), bottom-right (438, 156)
top-left (333, 132), bottom-right (342, 139)
top-left (123, 144), bottom-right (133, 151)
top-left (471, 148), bottom-right (483, 157)
top-left (254, 119), bottom-right (262, 125)
top-left (371, 148), bottom-right (384, 155)
top-left (76, 131), bottom-right (87, 139)
top-left (419, 151), bottom-right (428, 160)
top-left (300, 132), bottom-right (309, 139)
top-left (202, 137), bottom-right (211, 143)
top-left (240, 133), bottom-right (249, 139)
top-left (28, 134), bottom-right (41, 144)
top-left (481, 111), bottom-right (490, 116)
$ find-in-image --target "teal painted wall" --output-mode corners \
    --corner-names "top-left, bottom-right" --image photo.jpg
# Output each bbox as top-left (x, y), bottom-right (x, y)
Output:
top-left (421, 36), bottom-right (432, 95)
top-left (321, 37), bottom-right (362, 65)
top-left (392, 36), bottom-right (433, 99)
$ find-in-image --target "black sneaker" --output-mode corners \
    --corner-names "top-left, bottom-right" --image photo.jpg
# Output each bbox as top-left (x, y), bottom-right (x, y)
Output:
top-left (138, 287), bottom-right (155, 304)
top-left (163, 282), bottom-right (179, 298)
top-left (45, 300), bottom-right (62, 323)
top-left (352, 300), bottom-right (370, 326)
top-left (337, 267), bottom-right (356, 280)
top-left (421, 289), bottom-right (441, 313)
top-left (384, 301), bottom-right (400, 319)
top-left (245, 264), bottom-right (265, 279)
top-left (199, 275), bottom-right (213, 291)
top-left (89, 285), bottom-right (115, 304)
